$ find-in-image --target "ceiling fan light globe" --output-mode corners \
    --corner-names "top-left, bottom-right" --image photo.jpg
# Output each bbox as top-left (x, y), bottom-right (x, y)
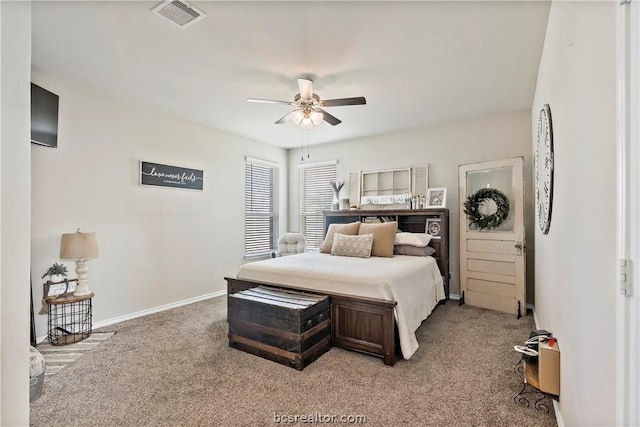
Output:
top-left (290, 110), bottom-right (304, 125)
top-left (310, 111), bottom-right (324, 126)
top-left (300, 118), bottom-right (314, 130)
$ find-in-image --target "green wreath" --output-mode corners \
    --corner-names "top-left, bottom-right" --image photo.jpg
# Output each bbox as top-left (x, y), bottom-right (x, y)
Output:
top-left (463, 188), bottom-right (510, 230)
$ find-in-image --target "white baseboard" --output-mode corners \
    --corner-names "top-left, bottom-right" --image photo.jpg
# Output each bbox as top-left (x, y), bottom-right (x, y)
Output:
top-left (525, 303), bottom-right (538, 325)
top-left (553, 400), bottom-right (564, 427)
top-left (35, 290), bottom-right (226, 346)
top-left (92, 290), bottom-right (226, 330)
top-left (448, 293), bottom-right (461, 300)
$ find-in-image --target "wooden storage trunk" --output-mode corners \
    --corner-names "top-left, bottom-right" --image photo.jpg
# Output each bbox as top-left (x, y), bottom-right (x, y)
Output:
top-left (228, 286), bottom-right (330, 371)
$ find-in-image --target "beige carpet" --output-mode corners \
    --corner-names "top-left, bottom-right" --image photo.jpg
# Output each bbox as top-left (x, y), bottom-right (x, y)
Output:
top-left (37, 333), bottom-right (115, 376)
top-left (30, 296), bottom-right (557, 426)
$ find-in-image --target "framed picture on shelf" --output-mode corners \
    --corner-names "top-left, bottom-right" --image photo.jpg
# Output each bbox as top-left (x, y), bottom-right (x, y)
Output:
top-left (426, 218), bottom-right (442, 238)
top-left (426, 187), bottom-right (447, 208)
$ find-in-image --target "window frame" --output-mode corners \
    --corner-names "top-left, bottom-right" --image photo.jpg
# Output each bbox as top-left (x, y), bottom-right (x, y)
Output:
top-left (298, 160), bottom-right (338, 251)
top-left (245, 157), bottom-right (280, 259)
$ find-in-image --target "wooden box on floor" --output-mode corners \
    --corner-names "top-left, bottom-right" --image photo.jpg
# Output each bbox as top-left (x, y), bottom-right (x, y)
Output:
top-left (524, 339), bottom-right (560, 397)
top-left (228, 286), bottom-right (330, 371)
top-left (538, 340), bottom-right (560, 396)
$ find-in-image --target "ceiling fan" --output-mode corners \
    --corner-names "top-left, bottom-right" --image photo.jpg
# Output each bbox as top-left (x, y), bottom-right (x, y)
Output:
top-left (247, 78), bottom-right (366, 129)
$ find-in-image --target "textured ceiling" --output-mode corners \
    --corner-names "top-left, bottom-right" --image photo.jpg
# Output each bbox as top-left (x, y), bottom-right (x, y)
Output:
top-left (31, 1), bottom-right (550, 149)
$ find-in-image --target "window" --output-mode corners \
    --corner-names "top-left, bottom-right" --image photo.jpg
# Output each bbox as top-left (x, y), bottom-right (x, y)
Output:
top-left (245, 157), bottom-right (279, 258)
top-left (299, 161), bottom-right (337, 250)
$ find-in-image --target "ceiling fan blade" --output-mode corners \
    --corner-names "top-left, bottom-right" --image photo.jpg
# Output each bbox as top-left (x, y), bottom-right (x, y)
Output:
top-left (297, 78), bottom-right (314, 100)
top-left (321, 97), bottom-right (367, 107)
top-left (246, 98), bottom-right (293, 105)
top-left (274, 111), bottom-right (294, 124)
top-left (318, 109), bottom-right (342, 126)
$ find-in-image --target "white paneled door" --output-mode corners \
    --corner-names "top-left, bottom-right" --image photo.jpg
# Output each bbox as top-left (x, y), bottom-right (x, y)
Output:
top-left (459, 157), bottom-right (526, 317)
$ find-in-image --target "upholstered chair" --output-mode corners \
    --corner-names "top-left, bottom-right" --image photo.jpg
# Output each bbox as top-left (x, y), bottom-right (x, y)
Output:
top-left (274, 233), bottom-right (306, 257)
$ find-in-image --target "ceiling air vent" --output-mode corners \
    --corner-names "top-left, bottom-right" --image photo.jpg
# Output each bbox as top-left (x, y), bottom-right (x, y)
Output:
top-left (152, 0), bottom-right (206, 29)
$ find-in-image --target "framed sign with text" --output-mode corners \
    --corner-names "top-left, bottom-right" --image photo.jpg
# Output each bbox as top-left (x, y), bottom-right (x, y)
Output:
top-left (140, 161), bottom-right (204, 191)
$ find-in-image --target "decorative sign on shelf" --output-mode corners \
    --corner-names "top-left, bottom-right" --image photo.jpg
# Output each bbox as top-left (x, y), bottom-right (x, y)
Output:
top-left (139, 161), bottom-right (204, 191)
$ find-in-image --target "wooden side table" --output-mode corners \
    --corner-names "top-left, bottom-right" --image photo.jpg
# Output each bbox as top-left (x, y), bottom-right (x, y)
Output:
top-left (47, 293), bottom-right (94, 345)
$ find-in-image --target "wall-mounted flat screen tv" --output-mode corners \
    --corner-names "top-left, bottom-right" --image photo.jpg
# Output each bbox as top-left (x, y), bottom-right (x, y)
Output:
top-left (31, 83), bottom-right (59, 148)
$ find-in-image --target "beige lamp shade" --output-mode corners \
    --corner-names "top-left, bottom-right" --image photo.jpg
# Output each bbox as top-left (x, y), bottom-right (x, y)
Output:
top-left (60, 230), bottom-right (99, 260)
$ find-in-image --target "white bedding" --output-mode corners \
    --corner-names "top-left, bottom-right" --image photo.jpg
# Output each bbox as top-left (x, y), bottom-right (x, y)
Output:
top-left (237, 252), bottom-right (445, 359)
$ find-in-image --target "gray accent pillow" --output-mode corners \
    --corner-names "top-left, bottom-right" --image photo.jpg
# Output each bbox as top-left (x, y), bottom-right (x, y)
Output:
top-left (394, 244), bottom-right (436, 257)
top-left (331, 233), bottom-right (373, 258)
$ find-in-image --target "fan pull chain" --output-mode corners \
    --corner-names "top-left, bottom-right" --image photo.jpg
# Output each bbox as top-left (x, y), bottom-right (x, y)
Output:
top-left (300, 129), bottom-right (311, 161)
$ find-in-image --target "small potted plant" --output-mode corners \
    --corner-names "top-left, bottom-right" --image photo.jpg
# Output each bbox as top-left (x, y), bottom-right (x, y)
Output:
top-left (41, 262), bottom-right (68, 283)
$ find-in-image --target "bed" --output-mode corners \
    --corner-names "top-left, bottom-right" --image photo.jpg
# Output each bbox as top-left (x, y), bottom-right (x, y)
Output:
top-left (226, 208), bottom-right (449, 366)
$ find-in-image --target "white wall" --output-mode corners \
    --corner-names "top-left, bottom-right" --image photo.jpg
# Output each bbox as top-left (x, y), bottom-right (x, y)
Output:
top-left (288, 110), bottom-right (534, 298)
top-left (31, 74), bottom-right (287, 338)
top-left (532, 1), bottom-right (617, 425)
top-left (616, 1), bottom-right (640, 424)
top-left (1, 1), bottom-right (31, 425)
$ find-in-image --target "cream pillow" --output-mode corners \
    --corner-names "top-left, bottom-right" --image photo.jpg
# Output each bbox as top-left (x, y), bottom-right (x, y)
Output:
top-left (331, 233), bottom-right (373, 258)
top-left (358, 221), bottom-right (398, 257)
top-left (394, 232), bottom-right (432, 247)
top-left (320, 222), bottom-right (361, 253)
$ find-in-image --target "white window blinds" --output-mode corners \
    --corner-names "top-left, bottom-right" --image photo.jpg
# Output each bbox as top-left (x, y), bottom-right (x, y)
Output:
top-left (299, 161), bottom-right (337, 250)
top-left (245, 158), bottom-right (279, 258)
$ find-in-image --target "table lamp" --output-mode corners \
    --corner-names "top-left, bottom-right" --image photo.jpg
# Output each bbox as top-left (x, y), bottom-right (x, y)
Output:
top-left (60, 229), bottom-right (98, 296)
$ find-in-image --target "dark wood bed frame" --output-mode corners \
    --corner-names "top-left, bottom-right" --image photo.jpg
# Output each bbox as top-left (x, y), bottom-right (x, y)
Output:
top-left (226, 208), bottom-right (449, 366)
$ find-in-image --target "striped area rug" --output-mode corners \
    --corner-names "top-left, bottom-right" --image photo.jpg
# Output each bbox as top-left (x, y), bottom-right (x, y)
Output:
top-left (37, 332), bottom-right (115, 376)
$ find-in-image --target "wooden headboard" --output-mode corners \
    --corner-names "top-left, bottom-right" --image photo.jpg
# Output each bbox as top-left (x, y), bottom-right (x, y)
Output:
top-left (323, 208), bottom-right (450, 299)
